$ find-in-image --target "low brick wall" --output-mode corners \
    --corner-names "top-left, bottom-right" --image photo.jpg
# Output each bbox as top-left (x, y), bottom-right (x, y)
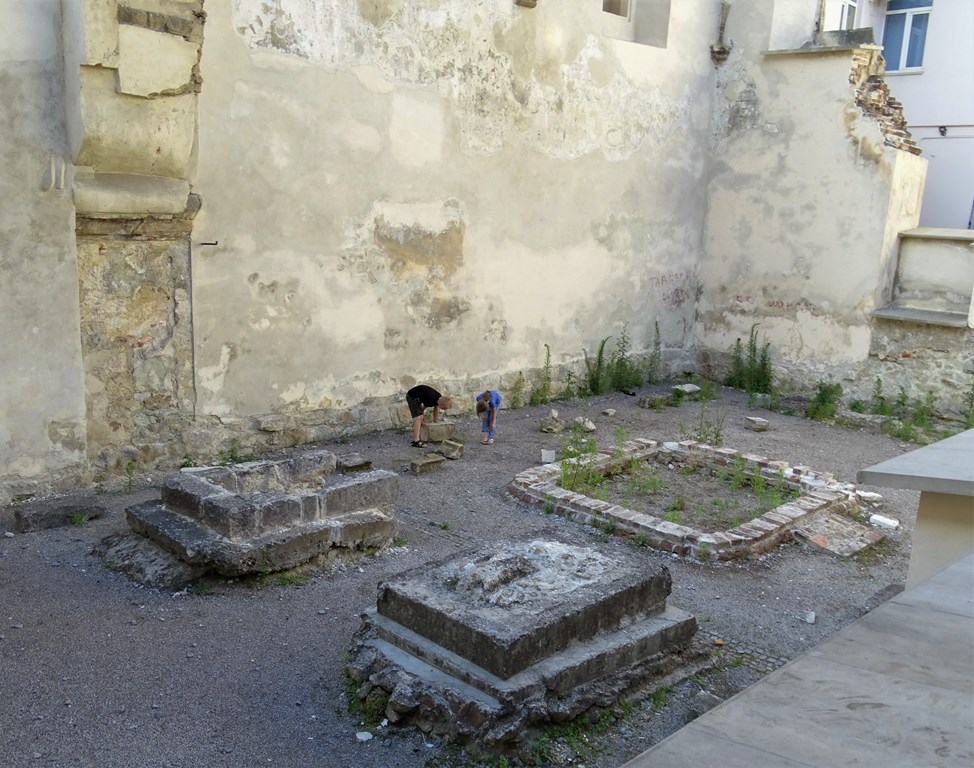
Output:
top-left (508, 439), bottom-right (861, 560)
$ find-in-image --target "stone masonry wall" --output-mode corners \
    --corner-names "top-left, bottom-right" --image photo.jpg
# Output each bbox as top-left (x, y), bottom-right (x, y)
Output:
top-left (77, 235), bottom-right (195, 473)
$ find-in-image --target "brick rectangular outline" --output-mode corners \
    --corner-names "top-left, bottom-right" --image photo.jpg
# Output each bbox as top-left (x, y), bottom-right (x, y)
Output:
top-left (508, 439), bottom-right (861, 560)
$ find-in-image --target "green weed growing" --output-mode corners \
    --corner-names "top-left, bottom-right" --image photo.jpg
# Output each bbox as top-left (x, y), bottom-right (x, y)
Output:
top-left (647, 320), bottom-right (662, 384)
top-left (726, 324), bottom-right (772, 394)
top-left (529, 343), bottom-right (554, 406)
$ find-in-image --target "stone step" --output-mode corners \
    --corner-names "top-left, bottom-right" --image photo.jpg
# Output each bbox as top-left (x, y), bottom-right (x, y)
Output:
top-left (367, 603), bottom-right (698, 702)
top-left (793, 511), bottom-right (885, 557)
top-left (126, 500), bottom-right (395, 576)
top-left (375, 541), bottom-right (673, 680)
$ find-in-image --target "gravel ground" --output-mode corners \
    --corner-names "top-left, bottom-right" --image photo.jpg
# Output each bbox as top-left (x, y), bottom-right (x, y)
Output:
top-left (0, 387), bottom-right (919, 768)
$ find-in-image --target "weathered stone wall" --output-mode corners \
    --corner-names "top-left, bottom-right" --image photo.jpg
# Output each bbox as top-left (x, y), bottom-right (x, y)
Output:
top-left (2, 0), bottom-right (965, 502)
top-left (0, 1), bottom-right (89, 501)
top-left (189, 0), bottom-right (715, 440)
top-left (857, 322), bottom-right (974, 422)
top-left (76, 235), bottom-right (195, 471)
top-left (697, 2), bottom-right (930, 403)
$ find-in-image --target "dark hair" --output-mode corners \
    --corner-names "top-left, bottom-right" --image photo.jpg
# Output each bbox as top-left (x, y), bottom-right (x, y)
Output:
top-left (476, 400), bottom-right (488, 415)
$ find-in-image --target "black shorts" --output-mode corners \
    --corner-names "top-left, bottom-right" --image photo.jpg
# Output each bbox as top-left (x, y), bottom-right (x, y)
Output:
top-left (407, 396), bottom-right (426, 419)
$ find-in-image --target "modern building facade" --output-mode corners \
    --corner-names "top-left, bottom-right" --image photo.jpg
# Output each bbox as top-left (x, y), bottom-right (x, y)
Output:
top-left (823, 0), bottom-right (974, 228)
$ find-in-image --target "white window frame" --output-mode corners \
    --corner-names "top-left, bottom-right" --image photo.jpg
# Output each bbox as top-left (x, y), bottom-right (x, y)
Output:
top-left (840, 0), bottom-right (858, 30)
top-left (602, 0), bottom-right (635, 41)
top-left (882, 2), bottom-right (932, 72)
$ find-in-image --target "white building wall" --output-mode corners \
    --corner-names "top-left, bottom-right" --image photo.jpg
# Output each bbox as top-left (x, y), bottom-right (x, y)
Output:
top-left (885, 0), bottom-right (974, 228)
top-left (824, 0), bottom-right (974, 228)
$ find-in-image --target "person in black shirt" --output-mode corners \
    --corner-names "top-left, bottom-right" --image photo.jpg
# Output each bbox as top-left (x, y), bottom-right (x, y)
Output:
top-left (405, 385), bottom-right (452, 447)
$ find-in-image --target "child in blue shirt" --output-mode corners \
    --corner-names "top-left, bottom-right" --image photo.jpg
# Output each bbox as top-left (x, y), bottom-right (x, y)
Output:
top-left (476, 389), bottom-right (501, 444)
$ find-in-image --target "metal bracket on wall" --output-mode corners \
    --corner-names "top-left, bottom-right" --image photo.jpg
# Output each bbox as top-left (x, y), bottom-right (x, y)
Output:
top-left (711, 1), bottom-right (732, 66)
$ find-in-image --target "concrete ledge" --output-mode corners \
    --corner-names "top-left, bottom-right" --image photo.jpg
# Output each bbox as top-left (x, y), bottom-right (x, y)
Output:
top-left (622, 553), bottom-right (974, 768)
top-left (858, 429), bottom-right (974, 496)
top-left (872, 305), bottom-right (970, 328)
top-left (73, 172), bottom-right (191, 215)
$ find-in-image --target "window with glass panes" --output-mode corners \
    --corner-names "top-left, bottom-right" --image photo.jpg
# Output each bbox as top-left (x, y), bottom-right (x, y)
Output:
top-left (882, 0), bottom-right (932, 71)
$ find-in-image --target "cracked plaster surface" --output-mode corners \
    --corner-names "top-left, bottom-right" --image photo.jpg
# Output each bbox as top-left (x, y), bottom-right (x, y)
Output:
top-left (232, 0), bottom-right (688, 159)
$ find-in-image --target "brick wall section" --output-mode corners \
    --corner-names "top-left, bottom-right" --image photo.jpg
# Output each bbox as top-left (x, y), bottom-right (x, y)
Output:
top-left (118, 3), bottom-right (205, 44)
top-left (850, 48), bottom-right (921, 155)
top-left (508, 439), bottom-right (861, 561)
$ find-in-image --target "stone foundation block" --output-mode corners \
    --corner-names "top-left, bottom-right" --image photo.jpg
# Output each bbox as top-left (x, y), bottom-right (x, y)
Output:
top-left (198, 494), bottom-right (259, 540)
top-left (421, 422), bottom-right (456, 443)
top-left (320, 470), bottom-right (398, 518)
top-left (254, 493), bottom-right (302, 530)
top-left (160, 472), bottom-right (230, 518)
top-left (14, 498), bottom-right (106, 533)
top-left (438, 440), bottom-right (464, 460)
top-left (338, 453), bottom-right (373, 473)
top-left (412, 454), bottom-right (447, 475)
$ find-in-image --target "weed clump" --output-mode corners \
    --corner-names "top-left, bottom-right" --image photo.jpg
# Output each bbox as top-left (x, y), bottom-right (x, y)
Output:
top-left (508, 371), bottom-right (526, 409)
top-left (806, 381), bottom-right (843, 421)
top-left (646, 320), bottom-right (662, 384)
top-left (583, 337), bottom-right (611, 396)
top-left (725, 324), bottom-right (772, 394)
top-left (529, 344), bottom-right (554, 406)
top-left (608, 322), bottom-right (643, 393)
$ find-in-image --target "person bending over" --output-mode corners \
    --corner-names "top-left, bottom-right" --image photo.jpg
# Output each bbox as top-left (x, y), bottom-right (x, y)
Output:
top-left (476, 389), bottom-right (501, 444)
top-left (406, 384), bottom-right (452, 448)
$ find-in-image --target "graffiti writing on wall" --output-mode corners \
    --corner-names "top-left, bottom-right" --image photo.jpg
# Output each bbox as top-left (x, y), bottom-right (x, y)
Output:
top-left (765, 298), bottom-right (820, 316)
top-left (732, 295), bottom-right (820, 317)
top-left (651, 272), bottom-right (692, 310)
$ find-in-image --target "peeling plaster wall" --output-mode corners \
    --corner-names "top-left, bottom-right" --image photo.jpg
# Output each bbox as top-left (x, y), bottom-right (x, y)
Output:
top-left (0, 1), bottom-right (88, 500)
top-left (192, 0), bottom-right (717, 434)
top-left (697, 2), bottom-right (928, 394)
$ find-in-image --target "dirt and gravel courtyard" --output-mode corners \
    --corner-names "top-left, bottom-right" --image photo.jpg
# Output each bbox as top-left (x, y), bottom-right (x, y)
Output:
top-left (0, 386), bottom-right (921, 768)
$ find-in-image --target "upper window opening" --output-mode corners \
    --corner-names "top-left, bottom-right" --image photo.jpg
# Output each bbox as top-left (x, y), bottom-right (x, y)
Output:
top-left (601, 0), bottom-right (670, 49)
top-left (839, 0), bottom-right (857, 30)
top-left (603, 0), bottom-right (632, 20)
top-left (883, 0), bottom-right (932, 72)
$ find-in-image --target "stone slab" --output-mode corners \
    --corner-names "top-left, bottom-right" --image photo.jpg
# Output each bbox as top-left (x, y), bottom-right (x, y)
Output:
top-left (94, 532), bottom-right (206, 591)
top-left (338, 453), bottom-right (373, 473)
top-left (744, 416), bottom-right (768, 432)
top-left (623, 552), bottom-right (974, 768)
top-left (857, 428), bottom-right (974, 496)
top-left (411, 454), bottom-right (447, 475)
top-left (375, 540), bottom-right (672, 679)
top-left (421, 422), bottom-right (456, 443)
top-left (14, 497), bottom-right (106, 532)
top-left (126, 500), bottom-right (394, 577)
top-left (368, 603), bottom-right (696, 701)
top-left (437, 440), bottom-right (464, 460)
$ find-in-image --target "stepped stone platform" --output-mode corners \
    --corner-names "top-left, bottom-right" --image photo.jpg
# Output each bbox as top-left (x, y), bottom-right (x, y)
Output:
top-left (346, 539), bottom-right (700, 754)
top-left (125, 449), bottom-right (397, 578)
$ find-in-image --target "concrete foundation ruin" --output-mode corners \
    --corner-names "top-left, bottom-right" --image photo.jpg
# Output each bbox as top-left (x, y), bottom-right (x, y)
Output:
top-left (125, 449), bottom-right (397, 578)
top-left (346, 539), bottom-right (700, 754)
